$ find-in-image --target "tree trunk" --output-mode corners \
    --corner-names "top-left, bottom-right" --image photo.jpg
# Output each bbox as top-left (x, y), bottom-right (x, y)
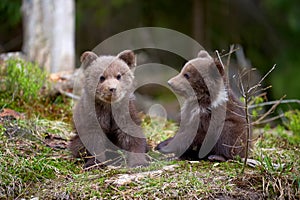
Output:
top-left (193, 0), bottom-right (209, 48)
top-left (22, 0), bottom-right (75, 73)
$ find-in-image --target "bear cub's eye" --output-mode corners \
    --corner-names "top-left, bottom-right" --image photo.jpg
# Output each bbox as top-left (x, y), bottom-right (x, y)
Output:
top-left (183, 73), bottom-right (190, 79)
top-left (116, 74), bottom-right (121, 80)
top-left (100, 76), bottom-right (105, 82)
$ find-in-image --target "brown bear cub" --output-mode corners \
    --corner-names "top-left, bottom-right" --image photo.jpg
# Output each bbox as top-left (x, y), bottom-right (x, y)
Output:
top-left (69, 50), bottom-right (148, 168)
top-left (156, 50), bottom-right (250, 161)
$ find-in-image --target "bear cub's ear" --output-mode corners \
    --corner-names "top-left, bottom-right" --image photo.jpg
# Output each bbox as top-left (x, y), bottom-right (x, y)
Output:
top-left (198, 50), bottom-right (225, 77)
top-left (117, 50), bottom-right (136, 68)
top-left (80, 51), bottom-right (98, 69)
top-left (197, 50), bottom-right (212, 59)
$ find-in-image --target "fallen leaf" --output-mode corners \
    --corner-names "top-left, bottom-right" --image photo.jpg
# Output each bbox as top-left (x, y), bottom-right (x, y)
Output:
top-left (0, 108), bottom-right (25, 120)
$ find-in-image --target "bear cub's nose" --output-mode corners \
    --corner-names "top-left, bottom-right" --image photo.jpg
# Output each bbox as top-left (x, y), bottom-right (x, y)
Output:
top-left (109, 88), bottom-right (116, 92)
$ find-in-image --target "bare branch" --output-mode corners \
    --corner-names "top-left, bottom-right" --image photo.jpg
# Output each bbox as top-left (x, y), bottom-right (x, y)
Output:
top-left (240, 79), bottom-right (246, 98)
top-left (249, 99), bottom-right (300, 109)
top-left (248, 133), bottom-right (261, 142)
top-left (248, 92), bottom-right (268, 105)
top-left (226, 45), bottom-right (235, 69)
top-left (222, 144), bottom-right (244, 149)
top-left (247, 83), bottom-right (262, 94)
top-left (56, 86), bottom-right (80, 100)
top-left (248, 64), bottom-right (276, 94)
top-left (251, 85), bottom-right (272, 96)
top-left (240, 68), bottom-right (257, 80)
top-left (227, 108), bottom-right (248, 118)
top-left (253, 95), bottom-right (286, 125)
top-left (215, 50), bottom-right (226, 70)
top-left (219, 47), bottom-right (240, 58)
top-left (242, 88), bottom-right (251, 173)
top-left (252, 113), bottom-right (286, 126)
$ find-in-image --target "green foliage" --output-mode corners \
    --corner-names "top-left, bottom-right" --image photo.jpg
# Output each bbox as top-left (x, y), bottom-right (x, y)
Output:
top-left (0, 124), bottom-right (5, 136)
top-left (272, 110), bottom-right (300, 145)
top-left (0, 0), bottom-right (22, 28)
top-left (0, 59), bottom-right (73, 122)
top-left (261, 0), bottom-right (300, 100)
top-left (142, 115), bottom-right (178, 144)
top-left (0, 59), bottom-right (47, 110)
top-left (284, 110), bottom-right (300, 135)
top-left (250, 96), bottom-right (264, 120)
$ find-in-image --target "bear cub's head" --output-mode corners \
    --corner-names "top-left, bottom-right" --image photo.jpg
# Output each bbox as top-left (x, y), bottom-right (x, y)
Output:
top-left (168, 50), bottom-right (227, 108)
top-left (81, 50), bottom-right (136, 103)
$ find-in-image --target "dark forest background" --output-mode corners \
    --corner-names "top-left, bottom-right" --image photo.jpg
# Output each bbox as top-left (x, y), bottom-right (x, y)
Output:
top-left (1, 0), bottom-right (299, 101)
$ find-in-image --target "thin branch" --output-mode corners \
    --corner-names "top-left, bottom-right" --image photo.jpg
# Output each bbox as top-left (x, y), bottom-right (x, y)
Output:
top-left (227, 108), bottom-right (248, 118)
top-left (232, 100), bottom-right (247, 110)
top-left (240, 78), bottom-right (246, 98)
top-left (248, 133), bottom-right (261, 142)
top-left (247, 84), bottom-right (262, 94)
top-left (224, 45), bottom-right (235, 89)
top-left (252, 113), bottom-right (286, 126)
top-left (248, 64), bottom-right (276, 94)
top-left (219, 47), bottom-right (240, 58)
top-left (216, 50), bottom-right (231, 90)
top-left (248, 92), bottom-right (268, 105)
top-left (215, 50), bottom-right (225, 70)
top-left (62, 91), bottom-right (80, 100)
top-left (253, 95), bottom-right (286, 125)
top-left (249, 99), bottom-right (300, 109)
top-left (56, 86), bottom-right (80, 100)
top-left (226, 45), bottom-right (235, 69)
top-left (222, 144), bottom-right (244, 149)
top-left (251, 85), bottom-right (272, 96)
top-left (240, 68), bottom-right (257, 80)
top-left (242, 89), bottom-right (251, 173)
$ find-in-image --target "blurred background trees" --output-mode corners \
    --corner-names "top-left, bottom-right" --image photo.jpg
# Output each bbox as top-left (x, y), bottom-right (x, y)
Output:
top-left (0, 0), bottom-right (299, 101)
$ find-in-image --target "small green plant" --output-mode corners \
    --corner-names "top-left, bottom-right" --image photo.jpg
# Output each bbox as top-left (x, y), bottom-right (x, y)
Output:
top-left (0, 124), bottom-right (5, 137)
top-left (273, 110), bottom-right (300, 145)
top-left (0, 59), bottom-right (47, 109)
top-left (284, 110), bottom-right (300, 135)
top-left (252, 128), bottom-right (299, 199)
top-left (250, 96), bottom-right (264, 120)
top-left (0, 59), bottom-right (73, 122)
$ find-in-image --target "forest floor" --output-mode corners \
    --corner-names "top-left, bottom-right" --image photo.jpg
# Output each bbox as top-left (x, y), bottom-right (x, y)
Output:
top-left (0, 111), bottom-right (299, 199)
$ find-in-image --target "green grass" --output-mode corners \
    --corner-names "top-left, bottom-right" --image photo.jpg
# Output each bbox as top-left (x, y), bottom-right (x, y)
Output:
top-left (0, 59), bottom-right (73, 122)
top-left (1, 116), bottom-right (299, 199)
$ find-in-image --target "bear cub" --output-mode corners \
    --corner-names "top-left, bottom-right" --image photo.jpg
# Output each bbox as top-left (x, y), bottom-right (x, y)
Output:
top-left (156, 50), bottom-right (250, 161)
top-left (69, 50), bottom-right (148, 168)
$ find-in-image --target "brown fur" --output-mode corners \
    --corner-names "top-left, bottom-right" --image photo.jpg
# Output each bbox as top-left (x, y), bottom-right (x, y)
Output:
top-left (156, 50), bottom-right (250, 161)
top-left (69, 50), bottom-right (148, 168)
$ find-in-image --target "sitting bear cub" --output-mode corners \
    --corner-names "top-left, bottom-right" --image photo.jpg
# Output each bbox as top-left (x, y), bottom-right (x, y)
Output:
top-left (156, 50), bottom-right (250, 161)
top-left (69, 50), bottom-right (148, 168)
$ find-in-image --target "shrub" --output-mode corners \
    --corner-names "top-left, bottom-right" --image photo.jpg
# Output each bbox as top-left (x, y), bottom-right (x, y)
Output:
top-left (0, 59), bottom-right (47, 110)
